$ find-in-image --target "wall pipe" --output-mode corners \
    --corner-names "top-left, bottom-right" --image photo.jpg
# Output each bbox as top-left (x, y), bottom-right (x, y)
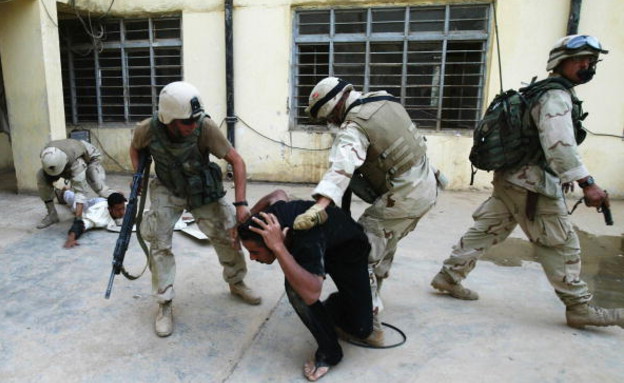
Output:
top-left (225, 0), bottom-right (236, 147)
top-left (567, 0), bottom-right (582, 35)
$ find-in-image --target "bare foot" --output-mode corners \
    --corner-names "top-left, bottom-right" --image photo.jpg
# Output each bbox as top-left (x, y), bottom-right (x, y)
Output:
top-left (303, 357), bottom-right (330, 382)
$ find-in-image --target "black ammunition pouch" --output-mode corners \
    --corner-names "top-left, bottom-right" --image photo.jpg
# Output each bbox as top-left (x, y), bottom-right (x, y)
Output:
top-left (349, 170), bottom-right (381, 204)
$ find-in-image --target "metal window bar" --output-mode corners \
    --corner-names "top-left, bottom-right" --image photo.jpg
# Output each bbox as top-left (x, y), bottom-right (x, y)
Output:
top-left (94, 47), bottom-right (102, 125)
top-left (400, 7), bottom-right (409, 104)
top-left (148, 18), bottom-right (157, 116)
top-left (60, 17), bottom-right (181, 124)
top-left (293, 4), bottom-right (489, 130)
top-left (121, 20), bottom-right (130, 122)
top-left (435, 5), bottom-right (450, 131)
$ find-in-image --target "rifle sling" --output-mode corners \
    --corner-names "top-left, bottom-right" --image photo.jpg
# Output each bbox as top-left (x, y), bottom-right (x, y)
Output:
top-left (121, 156), bottom-right (152, 281)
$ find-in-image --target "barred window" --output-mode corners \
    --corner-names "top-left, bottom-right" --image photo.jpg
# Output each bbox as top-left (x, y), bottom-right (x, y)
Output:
top-left (59, 16), bottom-right (182, 124)
top-left (292, 5), bottom-right (490, 130)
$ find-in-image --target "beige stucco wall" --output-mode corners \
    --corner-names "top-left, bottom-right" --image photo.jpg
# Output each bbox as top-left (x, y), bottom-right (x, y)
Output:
top-left (0, 0), bottom-right (66, 190)
top-left (1, 0), bottom-right (623, 196)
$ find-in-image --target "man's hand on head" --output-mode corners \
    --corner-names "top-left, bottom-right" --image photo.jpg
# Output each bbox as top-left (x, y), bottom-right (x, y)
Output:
top-left (249, 212), bottom-right (289, 254)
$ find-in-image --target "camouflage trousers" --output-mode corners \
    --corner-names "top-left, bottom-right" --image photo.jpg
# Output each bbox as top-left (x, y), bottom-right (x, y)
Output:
top-left (358, 175), bottom-right (437, 312)
top-left (140, 178), bottom-right (247, 303)
top-left (441, 177), bottom-right (592, 306)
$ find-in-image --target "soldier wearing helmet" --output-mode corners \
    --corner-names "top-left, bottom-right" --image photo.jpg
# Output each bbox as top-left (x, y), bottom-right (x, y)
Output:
top-left (129, 81), bottom-right (261, 337)
top-left (431, 35), bottom-right (624, 330)
top-left (36, 139), bottom-right (115, 230)
top-left (295, 77), bottom-right (442, 346)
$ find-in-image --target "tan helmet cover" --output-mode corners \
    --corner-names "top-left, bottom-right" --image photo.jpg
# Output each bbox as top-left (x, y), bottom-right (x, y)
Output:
top-left (40, 146), bottom-right (68, 176)
top-left (157, 81), bottom-right (204, 124)
top-left (546, 34), bottom-right (605, 71)
top-left (305, 77), bottom-right (353, 120)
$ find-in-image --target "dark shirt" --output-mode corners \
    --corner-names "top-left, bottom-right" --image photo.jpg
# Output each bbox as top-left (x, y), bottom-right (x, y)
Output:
top-left (265, 200), bottom-right (370, 277)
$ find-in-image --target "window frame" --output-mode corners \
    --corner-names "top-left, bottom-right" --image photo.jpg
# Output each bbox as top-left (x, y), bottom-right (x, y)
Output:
top-left (60, 15), bottom-right (183, 126)
top-left (290, 4), bottom-right (492, 132)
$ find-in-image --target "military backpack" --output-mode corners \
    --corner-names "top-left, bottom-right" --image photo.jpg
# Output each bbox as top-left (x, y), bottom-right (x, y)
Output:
top-left (469, 77), bottom-right (585, 174)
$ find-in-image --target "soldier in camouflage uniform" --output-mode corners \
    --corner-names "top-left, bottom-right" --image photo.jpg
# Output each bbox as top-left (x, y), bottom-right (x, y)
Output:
top-left (37, 139), bottom-right (114, 229)
top-left (431, 35), bottom-right (624, 329)
top-left (295, 77), bottom-right (441, 345)
top-left (130, 81), bottom-right (261, 337)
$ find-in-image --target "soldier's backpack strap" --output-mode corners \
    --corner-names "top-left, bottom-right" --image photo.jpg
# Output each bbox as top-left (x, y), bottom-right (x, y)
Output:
top-left (344, 95), bottom-right (401, 116)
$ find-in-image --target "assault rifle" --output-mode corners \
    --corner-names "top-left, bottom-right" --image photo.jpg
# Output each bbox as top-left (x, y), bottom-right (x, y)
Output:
top-left (105, 150), bottom-right (151, 299)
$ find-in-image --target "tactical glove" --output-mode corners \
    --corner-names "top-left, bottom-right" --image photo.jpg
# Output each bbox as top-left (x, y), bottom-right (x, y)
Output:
top-left (293, 204), bottom-right (328, 230)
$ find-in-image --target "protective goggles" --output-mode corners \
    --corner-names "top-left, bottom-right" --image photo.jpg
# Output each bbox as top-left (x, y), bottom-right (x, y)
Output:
top-left (559, 35), bottom-right (608, 53)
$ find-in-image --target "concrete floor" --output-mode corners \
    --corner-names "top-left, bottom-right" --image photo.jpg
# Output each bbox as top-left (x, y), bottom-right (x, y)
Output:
top-left (1, 171), bottom-right (623, 383)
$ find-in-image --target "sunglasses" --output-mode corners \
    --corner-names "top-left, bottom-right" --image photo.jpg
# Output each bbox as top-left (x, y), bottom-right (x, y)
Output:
top-left (179, 117), bottom-right (199, 126)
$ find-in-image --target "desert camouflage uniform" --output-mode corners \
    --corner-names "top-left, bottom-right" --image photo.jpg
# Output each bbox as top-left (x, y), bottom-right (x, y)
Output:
top-left (132, 117), bottom-right (247, 303)
top-left (441, 77), bottom-right (593, 306)
top-left (313, 90), bottom-right (438, 312)
top-left (37, 139), bottom-right (113, 204)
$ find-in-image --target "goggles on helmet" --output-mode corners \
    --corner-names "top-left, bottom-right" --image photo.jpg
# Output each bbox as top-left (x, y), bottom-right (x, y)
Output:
top-left (309, 79), bottom-right (350, 119)
top-left (557, 35), bottom-right (608, 54)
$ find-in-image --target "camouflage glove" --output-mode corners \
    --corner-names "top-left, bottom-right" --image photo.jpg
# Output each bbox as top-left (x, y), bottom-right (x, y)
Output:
top-left (293, 204), bottom-right (328, 230)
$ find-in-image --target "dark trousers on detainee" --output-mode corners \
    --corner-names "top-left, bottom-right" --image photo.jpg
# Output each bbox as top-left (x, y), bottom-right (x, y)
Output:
top-left (285, 255), bottom-right (373, 366)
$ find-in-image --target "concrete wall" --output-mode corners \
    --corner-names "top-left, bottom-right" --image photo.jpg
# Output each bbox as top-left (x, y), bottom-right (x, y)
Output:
top-left (1, 0), bottom-right (623, 195)
top-left (0, 0), bottom-right (66, 190)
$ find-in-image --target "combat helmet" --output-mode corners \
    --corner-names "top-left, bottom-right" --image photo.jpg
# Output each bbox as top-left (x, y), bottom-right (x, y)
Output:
top-left (546, 34), bottom-right (608, 71)
top-left (158, 81), bottom-right (204, 124)
top-left (305, 77), bottom-right (353, 120)
top-left (40, 146), bottom-right (68, 176)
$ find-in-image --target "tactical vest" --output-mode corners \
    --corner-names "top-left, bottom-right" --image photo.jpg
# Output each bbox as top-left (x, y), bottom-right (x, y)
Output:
top-left (345, 96), bottom-right (427, 198)
top-left (149, 116), bottom-right (225, 209)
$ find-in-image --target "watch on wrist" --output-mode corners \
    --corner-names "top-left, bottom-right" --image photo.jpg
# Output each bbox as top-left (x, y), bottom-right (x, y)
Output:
top-left (232, 200), bottom-right (248, 207)
top-left (578, 176), bottom-right (595, 189)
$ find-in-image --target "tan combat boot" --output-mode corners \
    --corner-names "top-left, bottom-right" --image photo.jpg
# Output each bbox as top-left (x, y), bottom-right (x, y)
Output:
top-left (431, 271), bottom-right (479, 300)
top-left (37, 201), bottom-right (59, 229)
top-left (155, 301), bottom-right (173, 337)
top-left (368, 314), bottom-right (385, 347)
top-left (334, 314), bottom-right (384, 348)
top-left (566, 303), bottom-right (624, 329)
top-left (229, 281), bottom-right (262, 305)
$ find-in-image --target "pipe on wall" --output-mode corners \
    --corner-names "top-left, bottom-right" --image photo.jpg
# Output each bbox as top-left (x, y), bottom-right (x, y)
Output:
top-left (225, 0), bottom-right (236, 147)
top-left (567, 0), bottom-right (582, 35)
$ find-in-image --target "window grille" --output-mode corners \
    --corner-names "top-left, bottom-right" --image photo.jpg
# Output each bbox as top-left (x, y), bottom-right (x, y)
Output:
top-left (60, 16), bottom-right (182, 124)
top-left (292, 5), bottom-right (490, 131)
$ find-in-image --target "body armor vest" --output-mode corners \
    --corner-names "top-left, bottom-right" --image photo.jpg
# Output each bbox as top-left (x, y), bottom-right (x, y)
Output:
top-left (148, 116), bottom-right (225, 209)
top-left (345, 96), bottom-right (427, 197)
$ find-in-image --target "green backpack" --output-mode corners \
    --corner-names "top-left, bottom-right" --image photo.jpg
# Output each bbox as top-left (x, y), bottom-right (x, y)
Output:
top-left (469, 77), bottom-right (578, 173)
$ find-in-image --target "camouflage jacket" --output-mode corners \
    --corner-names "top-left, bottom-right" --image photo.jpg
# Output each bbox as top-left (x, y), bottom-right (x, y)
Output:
top-left (502, 79), bottom-right (589, 198)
